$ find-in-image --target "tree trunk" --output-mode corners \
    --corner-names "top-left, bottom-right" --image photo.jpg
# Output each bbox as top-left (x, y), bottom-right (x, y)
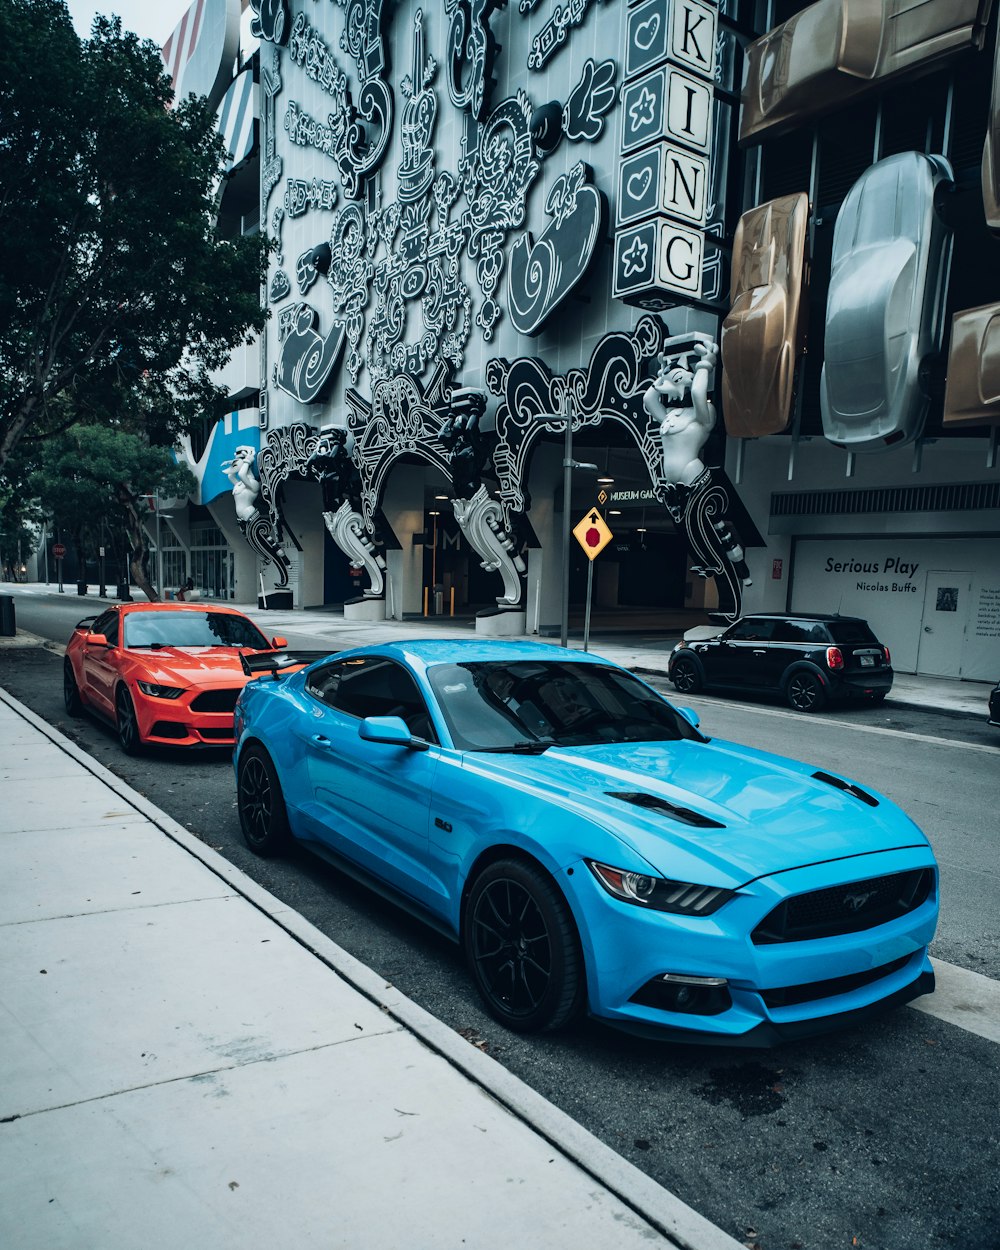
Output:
top-left (117, 489), bottom-right (159, 602)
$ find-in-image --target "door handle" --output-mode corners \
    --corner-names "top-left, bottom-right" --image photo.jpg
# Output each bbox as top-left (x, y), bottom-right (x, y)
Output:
top-left (752, 649), bottom-right (766, 655)
top-left (311, 733), bottom-right (332, 745)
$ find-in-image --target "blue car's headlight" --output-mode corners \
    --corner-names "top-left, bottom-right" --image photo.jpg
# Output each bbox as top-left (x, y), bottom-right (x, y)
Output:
top-left (136, 681), bottom-right (185, 699)
top-left (587, 860), bottom-right (735, 916)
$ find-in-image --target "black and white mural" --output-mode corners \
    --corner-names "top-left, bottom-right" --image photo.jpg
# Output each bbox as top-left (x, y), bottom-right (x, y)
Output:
top-left (250, 0), bottom-right (757, 622)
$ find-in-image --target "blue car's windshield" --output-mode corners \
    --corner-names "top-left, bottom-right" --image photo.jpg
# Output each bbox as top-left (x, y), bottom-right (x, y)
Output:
top-left (123, 611), bottom-right (270, 650)
top-left (426, 660), bottom-right (703, 751)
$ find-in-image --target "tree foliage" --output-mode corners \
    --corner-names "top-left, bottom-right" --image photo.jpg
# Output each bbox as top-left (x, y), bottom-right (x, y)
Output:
top-left (29, 425), bottom-right (196, 601)
top-left (0, 0), bottom-right (267, 468)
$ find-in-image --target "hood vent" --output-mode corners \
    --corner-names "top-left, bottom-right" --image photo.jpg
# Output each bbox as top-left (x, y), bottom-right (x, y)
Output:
top-left (811, 771), bottom-right (879, 807)
top-left (606, 791), bottom-right (726, 829)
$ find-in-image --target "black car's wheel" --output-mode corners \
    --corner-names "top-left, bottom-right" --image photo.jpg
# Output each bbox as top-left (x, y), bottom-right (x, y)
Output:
top-left (115, 685), bottom-right (142, 754)
top-left (786, 671), bottom-right (826, 713)
top-left (463, 858), bottom-right (583, 1033)
top-left (63, 660), bottom-right (83, 716)
top-left (671, 655), bottom-right (703, 695)
top-left (237, 744), bottom-right (291, 856)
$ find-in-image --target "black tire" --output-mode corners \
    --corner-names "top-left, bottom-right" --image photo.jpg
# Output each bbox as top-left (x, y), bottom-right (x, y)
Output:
top-left (63, 660), bottom-right (83, 717)
top-left (237, 744), bottom-right (291, 856)
top-left (463, 858), bottom-right (584, 1033)
top-left (671, 655), bottom-right (703, 695)
top-left (115, 684), bottom-right (143, 754)
top-left (786, 670), bottom-right (826, 713)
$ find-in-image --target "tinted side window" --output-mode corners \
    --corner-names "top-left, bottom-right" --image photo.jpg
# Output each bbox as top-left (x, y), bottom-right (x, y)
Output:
top-left (772, 619), bottom-right (825, 643)
top-left (827, 620), bottom-right (879, 645)
top-left (92, 611), bottom-right (119, 646)
top-left (727, 618), bottom-right (775, 642)
top-left (308, 658), bottom-right (436, 740)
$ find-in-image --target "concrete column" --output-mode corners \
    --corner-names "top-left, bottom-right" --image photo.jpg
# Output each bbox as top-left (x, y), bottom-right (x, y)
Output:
top-left (381, 464), bottom-right (426, 620)
top-left (525, 443), bottom-right (563, 635)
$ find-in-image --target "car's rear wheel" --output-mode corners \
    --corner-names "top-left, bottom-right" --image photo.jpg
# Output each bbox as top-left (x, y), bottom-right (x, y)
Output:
top-left (63, 660), bottom-right (83, 716)
top-left (786, 671), bottom-right (826, 713)
top-left (464, 858), bottom-right (583, 1033)
top-left (115, 685), bottom-right (142, 754)
top-left (671, 656), bottom-right (703, 695)
top-left (237, 744), bottom-right (291, 856)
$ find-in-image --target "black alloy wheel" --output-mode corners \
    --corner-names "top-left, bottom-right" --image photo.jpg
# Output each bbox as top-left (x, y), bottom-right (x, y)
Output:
top-left (463, 858), bottom-right (583, 1032)
top-left (237, 744), bottom-right (291, 855)
top-left (786, 670), bottom-right (826, 713)
top-left (63, 660), bottom-right (83, 716)
top-left (115, 685), bottom-right (142, 754)
top-left (671, 655), bottom-right (703, 695)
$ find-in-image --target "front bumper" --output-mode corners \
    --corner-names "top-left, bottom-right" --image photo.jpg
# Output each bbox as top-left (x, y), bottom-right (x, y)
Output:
top-left (566, 846), bottom-right (938, 1046)
top-left (134, 695), bottom-right (236, 747)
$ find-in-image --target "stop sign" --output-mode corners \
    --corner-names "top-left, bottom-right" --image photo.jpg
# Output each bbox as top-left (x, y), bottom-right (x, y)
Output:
top-left (52, 543), bottom-right (66, 559)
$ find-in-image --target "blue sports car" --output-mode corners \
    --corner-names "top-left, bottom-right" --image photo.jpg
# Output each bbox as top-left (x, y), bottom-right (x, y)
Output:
top-left (233, 639), bottom-right (938, 1045)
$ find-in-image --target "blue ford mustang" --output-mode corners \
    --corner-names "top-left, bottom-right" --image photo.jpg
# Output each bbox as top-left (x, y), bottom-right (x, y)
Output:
top-left (233, 639), bottom-right (937, 1045)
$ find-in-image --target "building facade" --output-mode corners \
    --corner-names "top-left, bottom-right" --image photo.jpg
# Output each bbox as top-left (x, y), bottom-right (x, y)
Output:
top-left (166, 0), bottom-right (999, 680)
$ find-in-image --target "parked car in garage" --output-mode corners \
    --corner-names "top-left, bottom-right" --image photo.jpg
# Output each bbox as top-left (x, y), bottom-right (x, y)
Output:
top-left (63, 602), bottom-right (290, 753)
top-left (989, 679), bottom-right (1000, 727)
top-left (669, 613), bottom-right (893, 712)
top-left (233, 638), bottom-right (936, 1045)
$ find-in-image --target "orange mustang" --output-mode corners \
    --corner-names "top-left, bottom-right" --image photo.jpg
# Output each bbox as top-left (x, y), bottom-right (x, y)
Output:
top-left (63, 602), bottom-right (289, 754)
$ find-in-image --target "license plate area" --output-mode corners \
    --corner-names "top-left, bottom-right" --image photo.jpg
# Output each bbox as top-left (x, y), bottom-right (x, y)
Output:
top-left (859, 655), bottom-right (875, 667)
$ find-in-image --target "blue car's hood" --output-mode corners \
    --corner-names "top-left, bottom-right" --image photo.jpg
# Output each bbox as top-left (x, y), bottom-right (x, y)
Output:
top-left (470, 737), bottom-right (927, 887)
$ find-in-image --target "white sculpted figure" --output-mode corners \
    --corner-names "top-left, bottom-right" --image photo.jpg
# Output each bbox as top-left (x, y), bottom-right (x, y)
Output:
top-left (224, 445), bottom-right (262, 522)
top-left (643, 337), bottom-right (718, 488)
top-left (222, 444), bottom-right (291, 587)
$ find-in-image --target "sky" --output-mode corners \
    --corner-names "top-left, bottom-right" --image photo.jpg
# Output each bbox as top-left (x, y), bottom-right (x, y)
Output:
top-left (67, 0), bottom-right (193, 47)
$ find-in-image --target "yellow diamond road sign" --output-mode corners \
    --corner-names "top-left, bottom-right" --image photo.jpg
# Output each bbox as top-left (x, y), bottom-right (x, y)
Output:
top-left (573, 509), bottom-right (613, 560)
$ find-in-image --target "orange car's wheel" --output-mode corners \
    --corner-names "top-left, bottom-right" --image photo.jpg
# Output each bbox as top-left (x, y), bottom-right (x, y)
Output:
top-left (115, 685), bottom-right (143, 755)
top-left (63, 660), bottom-right (83, 717)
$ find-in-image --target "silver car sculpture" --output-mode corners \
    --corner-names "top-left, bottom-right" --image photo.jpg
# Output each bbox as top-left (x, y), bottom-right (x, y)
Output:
top-left (820, 151), bottom-right (954, 452)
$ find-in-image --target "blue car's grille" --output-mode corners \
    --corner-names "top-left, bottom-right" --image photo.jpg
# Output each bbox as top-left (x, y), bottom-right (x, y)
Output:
top-left (752, 868), bottom-right (933, 945)
top-left (759, 954), bottom-right (912, 1008)
top-left (190, 688), bottom-right (240, 713)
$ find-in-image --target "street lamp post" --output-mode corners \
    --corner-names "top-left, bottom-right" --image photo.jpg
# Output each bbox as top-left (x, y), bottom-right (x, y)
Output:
top-left (529, 410), bottom-right (597, 647)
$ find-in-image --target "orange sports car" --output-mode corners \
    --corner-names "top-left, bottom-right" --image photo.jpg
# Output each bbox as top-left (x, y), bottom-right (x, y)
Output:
top-left (63, 602), bottom-right (289, 753)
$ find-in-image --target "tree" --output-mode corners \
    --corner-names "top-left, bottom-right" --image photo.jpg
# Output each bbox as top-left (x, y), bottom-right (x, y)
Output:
top-left (29, 426), bottom-right (196, 601)
top-left (0, 0), bottom-right (267, 469)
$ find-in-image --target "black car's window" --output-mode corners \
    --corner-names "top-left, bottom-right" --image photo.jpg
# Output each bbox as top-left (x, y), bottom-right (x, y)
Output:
top-left (122, 611), bottom-right (270, 650)
top-left (91, 610), bottom-right (119, 646)
top-left (726, 618), bottom-right (775, 643)
top-left (426, 660), bottom-right (704, 751)
top-left (827, 620), bottom-right (880, 646)
top-left (307, 657), bottom-right (437, 741)
top-left (772, 619), bottom-right (826, 643)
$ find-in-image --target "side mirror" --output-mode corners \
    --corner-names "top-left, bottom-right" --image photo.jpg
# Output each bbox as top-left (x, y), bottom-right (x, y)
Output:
top-left (271, 636), bottom-right (288, 648)
top-left (358, 715), bottom-right (428, 751)
top-left (677, 706), bottom-right (700, 729)
top-left (85, 632), bottom-right (109, 648)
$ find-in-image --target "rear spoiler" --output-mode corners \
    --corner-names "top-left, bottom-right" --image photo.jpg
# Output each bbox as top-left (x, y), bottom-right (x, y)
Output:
top-left (240, 650), bottom-right (331, 679)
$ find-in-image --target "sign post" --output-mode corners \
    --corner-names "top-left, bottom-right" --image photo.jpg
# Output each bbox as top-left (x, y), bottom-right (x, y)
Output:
top-left (572, 509), bottom-right (613, 652)
top-left (53, 542), bottom-right (66, 594)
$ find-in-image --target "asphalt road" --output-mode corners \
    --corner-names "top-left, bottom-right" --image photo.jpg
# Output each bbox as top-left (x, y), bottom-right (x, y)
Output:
top-left (3, 596), bottom-right (999, 1250)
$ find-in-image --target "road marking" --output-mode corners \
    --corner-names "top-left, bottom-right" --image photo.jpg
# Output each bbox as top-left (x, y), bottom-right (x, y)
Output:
top-left (910, 959), bottom-right (1000, 1045)
top-left (673, 694), bottom-right (999, 756)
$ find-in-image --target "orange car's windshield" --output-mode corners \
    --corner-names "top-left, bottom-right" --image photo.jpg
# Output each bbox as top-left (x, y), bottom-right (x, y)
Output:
top-left (123, 611), bottom-right (270, 650)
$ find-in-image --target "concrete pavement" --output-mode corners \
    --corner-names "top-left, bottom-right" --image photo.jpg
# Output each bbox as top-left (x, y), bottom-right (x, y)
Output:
top-left (0, 683), bottom-right (744, 1250)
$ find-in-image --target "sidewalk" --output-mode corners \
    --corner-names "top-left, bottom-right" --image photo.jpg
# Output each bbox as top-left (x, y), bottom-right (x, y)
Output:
top-left (0, 686), bottom-right (742, 1250)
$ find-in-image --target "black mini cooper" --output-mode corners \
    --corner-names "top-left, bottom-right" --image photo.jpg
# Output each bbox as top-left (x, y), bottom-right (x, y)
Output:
top-left (668, 613), bottom-right (893, 713)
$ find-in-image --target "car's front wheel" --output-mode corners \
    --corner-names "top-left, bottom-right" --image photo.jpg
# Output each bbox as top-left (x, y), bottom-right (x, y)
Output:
top-left (786, 670), bottom-right (826, 713)
top-left (671, 655), bottom-right (703, 694)
top-left (63, 660), bottom-right (83, 716)
top-left (237, 744), bottom-right (291, 856)
top-left (463, 858), bottom-right (583, 1032)
top-left (115, 685), bottom-right (142, 754)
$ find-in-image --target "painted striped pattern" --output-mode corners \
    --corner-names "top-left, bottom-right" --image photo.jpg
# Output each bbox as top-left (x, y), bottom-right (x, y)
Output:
top-left (161, 0), bottom-right (206, 104)
top-left (218, 69), bottom-right (257, 171)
